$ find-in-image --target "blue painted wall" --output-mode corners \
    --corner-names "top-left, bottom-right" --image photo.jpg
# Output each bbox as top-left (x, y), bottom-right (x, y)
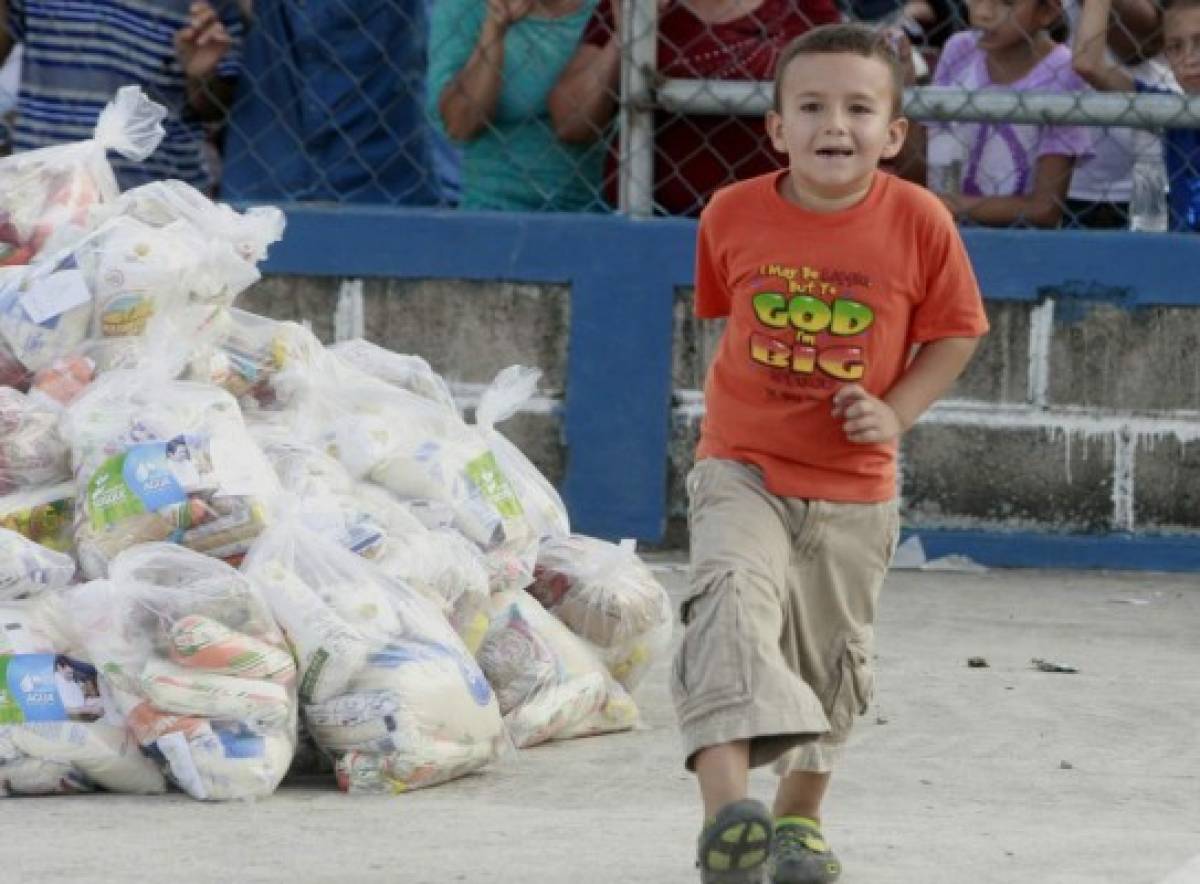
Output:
top-left (260, 206), bottom-right (1200, 570)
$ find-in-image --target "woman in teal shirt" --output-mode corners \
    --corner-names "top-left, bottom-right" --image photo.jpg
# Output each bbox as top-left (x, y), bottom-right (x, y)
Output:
top-left (428, 0), bottom-right (605, 212)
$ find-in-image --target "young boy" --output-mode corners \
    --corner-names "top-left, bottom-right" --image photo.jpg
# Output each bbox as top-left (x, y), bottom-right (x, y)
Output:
top-left (1073, 0), bottom-right (1200, 230)
top-left (678, 23), bottom-right (989, 884)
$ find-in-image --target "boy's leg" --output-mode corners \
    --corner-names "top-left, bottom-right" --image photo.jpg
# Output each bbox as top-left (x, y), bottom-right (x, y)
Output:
top-left (772, 770), bottom-right (829, 821)
top-left (694, 740), bottom-right (751, 818)
top-left (675, 459), bottom-right (831, 882)
top-left (767, 499), bottom-right (899, 884)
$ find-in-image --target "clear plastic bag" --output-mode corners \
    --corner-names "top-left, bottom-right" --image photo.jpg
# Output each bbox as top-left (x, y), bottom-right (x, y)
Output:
top-left (0, 386), bottom-right (70, 494)
top-left (0, 86), bottom-right (166, 270)
top-left (242, 519), bottom-right (507, 794)
top-left (0, 527), bottom-right (75, 600)
top-left (329, 339), bottom-right (457, 412)
top-left (187, 308), bottom-right (327, 412)
top-left (475, 366), bottom-right (569, 542)
top-left (65, 544), bottom-right (296, 800)
top-left (314, 365), bottom-right (540, 594)
top-left (63, 369), bottom-right (278, 578)
top-left (0, 593), bottom-right (166, 796)
top-left (103, 180), bottom-right (283, 301)
top-left (529, 536), bottom-right (673, 692)
top-left (477, 589), bottom-right (638, 749)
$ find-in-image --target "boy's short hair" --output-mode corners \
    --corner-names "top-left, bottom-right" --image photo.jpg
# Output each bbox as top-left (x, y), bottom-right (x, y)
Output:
top-left (772, 23), bottom-right (905, 116)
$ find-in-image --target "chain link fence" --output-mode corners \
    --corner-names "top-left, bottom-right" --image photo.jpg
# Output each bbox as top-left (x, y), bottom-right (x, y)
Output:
top-left (1, 0), bottom-right (1199, 230)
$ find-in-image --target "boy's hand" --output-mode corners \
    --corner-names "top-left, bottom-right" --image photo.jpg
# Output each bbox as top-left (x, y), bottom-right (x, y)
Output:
top-left (175, 2), bottom-right (231, 80)
top-left (832, 384), bottom-right (905, 444)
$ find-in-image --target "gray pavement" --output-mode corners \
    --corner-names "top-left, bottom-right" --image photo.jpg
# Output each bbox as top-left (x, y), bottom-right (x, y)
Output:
top-left (3, 560), bottom-right (1198, 884)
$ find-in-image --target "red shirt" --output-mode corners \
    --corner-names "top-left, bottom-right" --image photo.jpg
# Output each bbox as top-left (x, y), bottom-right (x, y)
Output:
top-left (695, 171), bottom-right (989, 501)
top-left (582, 0), bottom-right (840, 216)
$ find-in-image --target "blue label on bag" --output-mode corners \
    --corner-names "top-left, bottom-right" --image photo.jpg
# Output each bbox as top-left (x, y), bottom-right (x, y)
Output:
top-left (0, 654), bottom-right (103, 723)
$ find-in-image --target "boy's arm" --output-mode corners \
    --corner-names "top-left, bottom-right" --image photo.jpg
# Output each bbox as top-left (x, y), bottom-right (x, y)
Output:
top-left (1072, 0), bottom-right (1136, 92)
top-left (942, 153), bottom-right (1076, 228)
top-left (832, 336), bottom-right (980, 443)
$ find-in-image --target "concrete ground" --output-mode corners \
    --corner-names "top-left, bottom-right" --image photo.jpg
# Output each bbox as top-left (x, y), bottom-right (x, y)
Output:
top-left (3, 560), bottom-right (1198, 884)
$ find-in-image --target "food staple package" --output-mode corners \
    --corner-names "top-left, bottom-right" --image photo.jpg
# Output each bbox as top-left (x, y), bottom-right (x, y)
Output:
top-left (477, 589), bottom-right (638, 749)
top-left (187, 309), bottom-right (326, 412)
top-left (0, 593), bottom-right (166, 797)
top-left (242, 520), bottom-right (507, 794)
top-left (100, 180), bottom-right (284, 307)
top-left (67, 545), bottom-right (296, 800)
top-left (528, 536), bottom-right (673, 692)
top-left (317, 364), bottom-right (539, 594)
top-left (63, 370), bottom-right (277, 578)
top-left (0, 86), bottom-right (166, 386)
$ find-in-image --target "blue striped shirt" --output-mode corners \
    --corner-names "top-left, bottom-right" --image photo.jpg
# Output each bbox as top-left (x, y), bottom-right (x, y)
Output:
top-left (8, 0), bottom-right (244, 192)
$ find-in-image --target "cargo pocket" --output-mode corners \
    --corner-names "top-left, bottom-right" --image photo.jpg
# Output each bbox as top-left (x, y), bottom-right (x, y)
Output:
top-left (671, 579), bottom-right (753, 725)
top-left (827, 626), bottom-right (876, 737)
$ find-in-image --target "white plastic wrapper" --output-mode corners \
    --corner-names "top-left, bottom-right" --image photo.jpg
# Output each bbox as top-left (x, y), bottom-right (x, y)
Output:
top-left (0, 87), bottom-right (166, 385)
top-left (0, 482), bottom-right (75, 553)
top-left (63, 370), bottom-right (277, 578)
top-left (0, 386), bottom-right (70, 494)
top-left (330, 339), bottom-right (457, 412)
top-left (477, 590), bottom-right (638, 749)
top-left (0, 528), bottom-right (75, 600)
top-left (242, 520), bottom-right (507, 794)
top-left (475, 366), bottom-right (569, 542)
top-left (0, 594), bottom-right (166, 797)
top-left (529, 536), bottom-right (673, 692)
top-left (66, 545), bottom-right (297, 801)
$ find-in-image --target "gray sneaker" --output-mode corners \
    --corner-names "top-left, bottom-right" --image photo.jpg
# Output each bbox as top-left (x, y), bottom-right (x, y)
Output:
top-left (768, 819), bottom-right (842, 884)
top-left (696, 798), bottom-right (774, 884)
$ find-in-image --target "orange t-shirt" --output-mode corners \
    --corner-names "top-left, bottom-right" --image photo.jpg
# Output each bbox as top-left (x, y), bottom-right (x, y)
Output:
top-left (695, 170), bottom-right (989, 502)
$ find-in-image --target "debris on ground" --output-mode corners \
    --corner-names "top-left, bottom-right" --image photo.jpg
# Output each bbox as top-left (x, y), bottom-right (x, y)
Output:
top-left (1031, 658), bottom-right (1079, 674)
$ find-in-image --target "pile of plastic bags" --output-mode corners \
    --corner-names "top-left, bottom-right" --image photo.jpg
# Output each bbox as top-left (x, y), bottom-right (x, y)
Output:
top-left (0, 86), bottom-right (673, 803)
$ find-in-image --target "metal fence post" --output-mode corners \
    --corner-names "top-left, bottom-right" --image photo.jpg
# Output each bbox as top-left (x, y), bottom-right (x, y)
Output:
top-left (618, 0), bottom-right (656, 217)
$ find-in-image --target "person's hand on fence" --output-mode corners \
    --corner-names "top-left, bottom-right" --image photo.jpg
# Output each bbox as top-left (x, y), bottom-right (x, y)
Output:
top-left (486, 0), bottom-right (536, 29)
top-left (832, 384), bottom-right (904, 444)
top-left (174, 1), bottom-right (232, 81)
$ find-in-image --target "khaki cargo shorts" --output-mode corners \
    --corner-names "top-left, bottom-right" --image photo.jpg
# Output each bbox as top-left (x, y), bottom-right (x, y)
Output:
top-left (671, 458), bottom-right (899, 775)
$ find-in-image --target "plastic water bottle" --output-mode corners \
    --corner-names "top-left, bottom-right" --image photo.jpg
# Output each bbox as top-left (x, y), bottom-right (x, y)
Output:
top-left (926, 126), bottom-right (965, 197)
top-left (1129, 162), bottom-right (1169, 232)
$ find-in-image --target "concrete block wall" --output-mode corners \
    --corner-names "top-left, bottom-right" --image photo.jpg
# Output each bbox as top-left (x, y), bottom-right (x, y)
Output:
top-left (670, 291), bottom-right (1200, 542)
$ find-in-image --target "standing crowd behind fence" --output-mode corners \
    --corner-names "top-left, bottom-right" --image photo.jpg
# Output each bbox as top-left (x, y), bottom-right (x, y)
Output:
top-left (0, 0), bottom-right (1197, 231)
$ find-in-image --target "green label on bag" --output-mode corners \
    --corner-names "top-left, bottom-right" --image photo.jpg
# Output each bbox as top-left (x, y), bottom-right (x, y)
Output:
top-left (300, 649), bottom-right (330, 704)
top-left (86, 453), bottom-right (147, 531)
top-left (0, 656), bottom-right (20, 724)
top-left (465, 451), bottom-right (524, 519)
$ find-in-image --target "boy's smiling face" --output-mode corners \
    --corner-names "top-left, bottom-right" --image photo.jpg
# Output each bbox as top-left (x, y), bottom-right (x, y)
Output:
top-left (1164, 5), bottom-right (1200, 93)
top-left (766, 52), bottom-right (908, 211)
